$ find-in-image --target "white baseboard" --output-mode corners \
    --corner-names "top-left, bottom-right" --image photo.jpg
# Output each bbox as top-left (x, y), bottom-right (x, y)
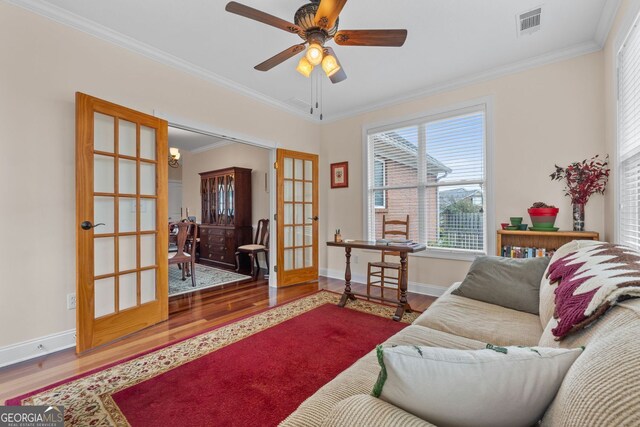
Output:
top-left (320, 268), bottom-right (447, 298)
top-left (0, 329), bottom-right (76, 368)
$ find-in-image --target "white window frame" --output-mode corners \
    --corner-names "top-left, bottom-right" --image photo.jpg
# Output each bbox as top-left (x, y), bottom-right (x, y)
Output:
top-left (362, 97), bottom-right (495, 261)
top-left (373, 158), bottom-right (387, 209)
top-left (615, 4), bottom-right (640, 246)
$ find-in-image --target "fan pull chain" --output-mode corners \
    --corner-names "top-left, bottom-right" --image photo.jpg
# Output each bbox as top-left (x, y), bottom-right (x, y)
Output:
top-left (310, 70), bottom-right (314, 115)
top-left (320, 76), bottom-right (323, 121)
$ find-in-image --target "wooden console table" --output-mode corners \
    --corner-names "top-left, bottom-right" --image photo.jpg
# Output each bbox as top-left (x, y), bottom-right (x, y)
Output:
top-left (327, 240), bottom-right (426, 321)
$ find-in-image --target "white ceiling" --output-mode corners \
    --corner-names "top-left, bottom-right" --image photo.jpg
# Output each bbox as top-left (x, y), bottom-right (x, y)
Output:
top-left (168, 126), bottom-right (231, 152)
top-left (14, 0), bottom-right (619, 121)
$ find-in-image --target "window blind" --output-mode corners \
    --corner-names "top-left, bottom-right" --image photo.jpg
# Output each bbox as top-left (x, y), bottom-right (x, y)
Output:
top-left (619, 20), bottom-right (640, 249)
top-left (367, 108), bottom-right (486, 253)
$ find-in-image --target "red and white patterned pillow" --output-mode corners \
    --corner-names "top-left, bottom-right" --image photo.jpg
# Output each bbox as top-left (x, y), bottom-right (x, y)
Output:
top-left (547, 241), bottom-right (640, 339)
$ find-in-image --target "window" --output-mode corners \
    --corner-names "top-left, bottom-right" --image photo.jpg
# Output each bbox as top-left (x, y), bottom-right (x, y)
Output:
top-left (373, 159), bottom-right (386, 208)
top-left (618, 17), bottom-right (640, 250)
top-left (366, 105), bottom-right (488, 255)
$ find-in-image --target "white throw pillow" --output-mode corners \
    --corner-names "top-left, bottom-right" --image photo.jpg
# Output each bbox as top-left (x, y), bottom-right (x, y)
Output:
top-left (373, 344), bottom-right (583, 427)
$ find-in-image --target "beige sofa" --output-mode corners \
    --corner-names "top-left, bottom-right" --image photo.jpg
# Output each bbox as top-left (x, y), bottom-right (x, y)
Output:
top-left (281, 241), bottom-right (640, 426)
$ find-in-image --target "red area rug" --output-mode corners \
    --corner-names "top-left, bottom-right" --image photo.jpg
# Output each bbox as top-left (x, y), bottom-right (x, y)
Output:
top-left (7, 291), bottom-right (417, 426)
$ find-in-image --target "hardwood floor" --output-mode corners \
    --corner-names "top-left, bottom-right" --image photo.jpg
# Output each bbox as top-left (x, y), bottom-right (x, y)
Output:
top-left (0, 274), bottom-right (435, 404)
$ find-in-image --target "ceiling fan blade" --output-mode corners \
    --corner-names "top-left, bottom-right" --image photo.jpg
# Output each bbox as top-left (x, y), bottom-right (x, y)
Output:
top-left (334, 29), bottom-right (408, 47)
top-left (225, 2), bottom-right (302, 35)
top-left (323, 47), bottom-right (347, 84)
top-left (315, 0), bottom-right (348, 29)
top-left (254, 43), bottom-right (306, 71)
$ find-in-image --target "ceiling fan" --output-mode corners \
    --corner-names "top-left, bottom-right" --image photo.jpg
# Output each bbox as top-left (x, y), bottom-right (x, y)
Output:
top-left (225, 0), bottom-right (408, 84)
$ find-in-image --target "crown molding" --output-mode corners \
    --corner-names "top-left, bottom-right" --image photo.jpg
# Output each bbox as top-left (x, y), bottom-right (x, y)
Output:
top-left (595, 0), bottom-right (622, 47)
top-left (190, 139), bottom-right (235, 154)
top-left (5, 0), bottom-right (318, 123)
top-left (7, 0), bottom-right (610, 126)
top-left (322, 40), bottom-right (602, 123)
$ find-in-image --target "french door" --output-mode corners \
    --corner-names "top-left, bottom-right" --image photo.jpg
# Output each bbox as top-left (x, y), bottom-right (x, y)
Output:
top-left (276, 149), bottom-right (319, 286)
top-left (76, 93), bottom-right (168, 352)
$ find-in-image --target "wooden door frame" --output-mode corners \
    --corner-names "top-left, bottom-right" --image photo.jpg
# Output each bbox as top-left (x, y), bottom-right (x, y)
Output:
top-left (76, 92), bottom-right (168, 352)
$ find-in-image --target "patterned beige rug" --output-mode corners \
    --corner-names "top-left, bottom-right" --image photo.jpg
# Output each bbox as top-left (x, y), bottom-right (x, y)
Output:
top-left (7, 291), bottom-right (419, 426)
top-left (169, 263), bottom-right (251, 297)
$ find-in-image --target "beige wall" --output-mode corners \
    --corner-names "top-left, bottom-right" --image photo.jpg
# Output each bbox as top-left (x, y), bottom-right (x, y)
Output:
top-left (320, 52), bottom-right (606, 290)
top-left (180, 143), bottom-right (271, 227)
top-left (0, 3), bottom-right (319, 348)
top-left (603, 0), bottom-right (640, 241)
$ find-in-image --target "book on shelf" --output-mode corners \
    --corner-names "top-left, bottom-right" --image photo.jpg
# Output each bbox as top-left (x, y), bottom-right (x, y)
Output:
top-left (501, 245), bottom-right (556, 258)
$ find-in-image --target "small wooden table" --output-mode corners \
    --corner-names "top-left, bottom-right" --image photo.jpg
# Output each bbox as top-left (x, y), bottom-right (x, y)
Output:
top-left (327, 240), bottom-right (426, 321)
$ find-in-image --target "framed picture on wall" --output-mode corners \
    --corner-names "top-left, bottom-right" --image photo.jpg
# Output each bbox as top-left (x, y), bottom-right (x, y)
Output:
top-left (331, 162), bottom-right (349, 189)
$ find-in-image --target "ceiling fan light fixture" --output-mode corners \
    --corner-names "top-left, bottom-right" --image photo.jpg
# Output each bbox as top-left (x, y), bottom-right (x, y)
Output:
top-left (296, 56), bottom-right (314, 77)
top-left (321, 54), bottom-right (340, 77)
top-left (306, 43), bottom-right (324, 65)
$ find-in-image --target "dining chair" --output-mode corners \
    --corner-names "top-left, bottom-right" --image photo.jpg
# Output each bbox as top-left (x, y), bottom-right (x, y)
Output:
top-left (235, 219), bottom-right (269, 277)
top-left (169, 221), bottom-right (198, 287)
top-left (367, 215), bottom-right (410, 300)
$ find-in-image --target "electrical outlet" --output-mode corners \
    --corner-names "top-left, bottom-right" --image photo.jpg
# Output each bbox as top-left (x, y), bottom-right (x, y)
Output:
top-left (67, 293), bottom-right (76, 310)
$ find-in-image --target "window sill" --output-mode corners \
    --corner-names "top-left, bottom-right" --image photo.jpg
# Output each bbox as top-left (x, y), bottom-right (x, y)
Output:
top-left (411, 249), bottom-right (484, 262)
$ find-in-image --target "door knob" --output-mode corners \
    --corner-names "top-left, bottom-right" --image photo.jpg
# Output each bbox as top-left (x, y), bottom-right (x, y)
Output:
top-left (81, 221), bottom-right (105, 230)
top-left (307, 216), bottom-right (319, 221)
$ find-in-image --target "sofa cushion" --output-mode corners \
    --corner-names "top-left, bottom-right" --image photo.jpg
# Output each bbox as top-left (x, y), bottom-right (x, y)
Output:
top-left (452, 256), bottom-right (549, 314)
top-left (541, 320), bottom-right (640, 426)
top-left (546, 241), bottom-right (640, 339)
top-left (279, 325), bottom-right (485, 427)
top-left (373, 344), bottom-right (583, 427)
top-left (320, 394), bottom-right (434, 427)
top-left (414, 293), bottom-right (543, 346)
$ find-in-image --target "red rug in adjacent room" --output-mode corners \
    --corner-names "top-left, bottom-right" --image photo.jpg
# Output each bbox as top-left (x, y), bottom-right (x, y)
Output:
top-left (7, 291), bottom-right (417, 426)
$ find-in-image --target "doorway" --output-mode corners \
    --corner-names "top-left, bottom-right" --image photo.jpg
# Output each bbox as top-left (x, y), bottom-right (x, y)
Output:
top-left (166, 124), bottom-right (276, 292)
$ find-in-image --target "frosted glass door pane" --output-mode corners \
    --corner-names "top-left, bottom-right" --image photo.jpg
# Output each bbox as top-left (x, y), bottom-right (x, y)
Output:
top-left (295, 182), bottom-right (303, 202)
top-left (140, 162), bottom-right (156, 195)
top-left (284, 181), bottom-right (293, 202)
top-left (119, 273), bottom-right (137, 310)
top-left (304, 204), bottom-right (312, 225)
top-left (295, 248), bottom-right (304, 269)
top-left (141, 269), bottom-right (156, 303)
top-left (284, 249), bottom-right (293, 270)
top-left (284, 158), bottom-right (293, 179)
top-left (94, 237), bottom-right (115, 276)
top-left (294, 159), bottom-right (303, 179)
top-left (304, 160), bottom-right (312, 180)
top-left (304, 183), bottom-right (312, 202)
top-left (119, 198), bottom-right (137, 232)
top-left (94, 197), bottom-right (114, 234)
top-left (284, 203), bottom-right (293, 224)
top-left (94, 277), bottom-right (115, 318)
top-left (140, 126), bottom-right (156, 160)
top-left (284, 226), bottom-right (293, 247)
top-left (304, 248), bottom-right (313, 267)
top-left (119, 159), bottom-right (137, 194)
top-left (140, 199), bottom-right (156, 231)
top-left (295, 226), bottom-right (303, 246)
top-left (140, 234), bottom-right (156, 267)
top-left (305, 225), bottom-right (312, 245)
top-left (94, 155), bottom-right (114, 193)
top-left (94, 113), bottom-right (114, 153)
top-left (119, 120), bottom-right (137, 157)
top-left (119, 235), bottom-right (137, 271)
top-left (295, 204), bottom-right (303, 224)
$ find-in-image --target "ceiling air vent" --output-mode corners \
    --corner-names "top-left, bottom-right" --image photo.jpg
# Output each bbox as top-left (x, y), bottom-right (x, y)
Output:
top-left (517, 7), bottom-right (542, 37)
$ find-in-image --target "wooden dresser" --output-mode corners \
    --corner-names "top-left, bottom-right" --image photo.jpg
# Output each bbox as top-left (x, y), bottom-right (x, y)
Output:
top-left (199, 167), bottom-right (252, 269)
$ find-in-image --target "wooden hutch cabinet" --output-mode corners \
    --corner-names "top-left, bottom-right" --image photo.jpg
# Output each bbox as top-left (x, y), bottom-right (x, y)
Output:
top-left (199, 167), bottom-right (252, 269)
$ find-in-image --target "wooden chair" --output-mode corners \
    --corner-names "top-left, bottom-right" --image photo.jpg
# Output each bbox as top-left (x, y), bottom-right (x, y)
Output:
top-left (169, 221), bottom-right (198, 287)
top-left (236, 219), bottom-right (269, 277)
top-left (367, 215), bottom-right (410, 300)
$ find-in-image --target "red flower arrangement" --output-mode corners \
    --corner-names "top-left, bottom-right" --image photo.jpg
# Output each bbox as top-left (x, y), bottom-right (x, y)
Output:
top-left (550, 155), bottom-right (610, 205)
